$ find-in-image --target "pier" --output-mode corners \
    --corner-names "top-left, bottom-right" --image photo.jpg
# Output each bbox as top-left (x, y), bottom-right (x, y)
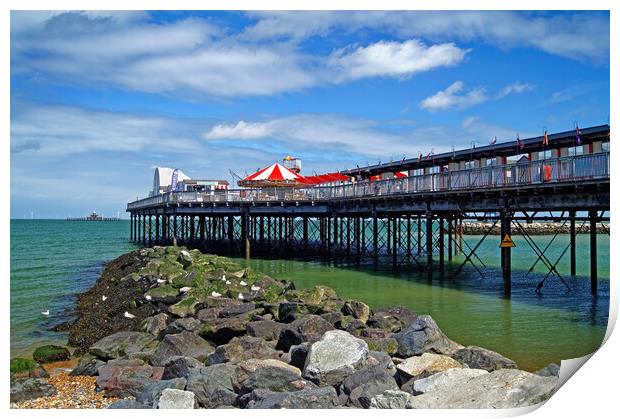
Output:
top-left (127, 125), bottom-right (610, 297)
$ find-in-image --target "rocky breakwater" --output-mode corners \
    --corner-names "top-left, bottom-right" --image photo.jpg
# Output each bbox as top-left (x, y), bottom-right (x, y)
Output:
top-left (12, 246), bottom-right (560, 409)
top-left (462, 221), bottom-right (608, 235)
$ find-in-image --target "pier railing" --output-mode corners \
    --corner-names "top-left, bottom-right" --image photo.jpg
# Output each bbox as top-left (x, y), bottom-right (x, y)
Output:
top-left (127, 151), bottom-right (610, 210)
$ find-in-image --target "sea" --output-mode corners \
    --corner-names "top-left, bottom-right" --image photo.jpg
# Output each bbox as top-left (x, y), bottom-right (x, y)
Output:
top-left (10, 219), bottom-right (610, 371)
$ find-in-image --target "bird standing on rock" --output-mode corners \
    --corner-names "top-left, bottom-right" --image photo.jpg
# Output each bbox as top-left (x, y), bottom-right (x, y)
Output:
top-left (124, 311), bottom-right (136, 319)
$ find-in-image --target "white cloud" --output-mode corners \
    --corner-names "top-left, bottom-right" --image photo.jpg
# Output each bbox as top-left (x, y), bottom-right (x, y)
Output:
top-left (328, 40), bottom-right (468, 81)
top-left (421, 81), bottom-right (487, 112)
top-left (498, 82), bottom-right (535, 98)
top-left (244, 11), bottom-right (609, 62)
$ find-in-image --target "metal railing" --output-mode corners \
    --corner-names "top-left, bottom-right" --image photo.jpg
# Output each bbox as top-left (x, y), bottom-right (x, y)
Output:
top-left (127, 152), bottom-right (610, 210)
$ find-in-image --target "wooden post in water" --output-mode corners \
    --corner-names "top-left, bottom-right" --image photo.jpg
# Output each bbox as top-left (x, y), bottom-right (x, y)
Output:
top-left (570, 210), bottom-right (576, 276)
top-left (438, 217), bottom-right (445, 272)
top-left (426, 209), bottom-right (433, 281)
top-left (500, 210), bottom-right (512, 298)
top-left (372, 213), bottom-right (378, 267)
top-left (392, 216), bottom-right (398, 268)
top-left (589, 209), bottom-right (598, 295)
top-left (155, 215), bottom-right (160, 245)
top-left (417, 214), bottom-right (422, 255)
top-left (447, 216), bottom-right (453, 261)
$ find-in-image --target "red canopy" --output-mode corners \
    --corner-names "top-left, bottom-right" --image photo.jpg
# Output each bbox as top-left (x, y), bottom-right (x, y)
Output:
top-left (238, 162), bottom-right (303, 187)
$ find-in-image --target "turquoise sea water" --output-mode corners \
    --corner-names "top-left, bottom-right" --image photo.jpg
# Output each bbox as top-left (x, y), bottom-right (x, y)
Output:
top-left (10, 220), bottom-right (609, 371)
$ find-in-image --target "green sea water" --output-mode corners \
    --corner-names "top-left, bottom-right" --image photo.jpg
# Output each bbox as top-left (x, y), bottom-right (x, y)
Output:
top-left (10, 220), bottom-right (609, 371)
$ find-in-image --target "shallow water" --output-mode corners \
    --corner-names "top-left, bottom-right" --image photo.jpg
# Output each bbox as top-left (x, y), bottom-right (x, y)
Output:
top-left (10, 220), bottom-right (608, 371)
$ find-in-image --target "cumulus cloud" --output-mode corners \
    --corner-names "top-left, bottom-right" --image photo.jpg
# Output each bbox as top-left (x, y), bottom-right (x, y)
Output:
top-left (497, 82), bottom-right (535, 98)
top-left (421, 81), bottom-right (487, 112)
top-left (328, 40), bottom-right (468, 81)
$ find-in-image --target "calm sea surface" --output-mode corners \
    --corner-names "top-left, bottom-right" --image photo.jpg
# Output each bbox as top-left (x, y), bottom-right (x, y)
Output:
top-left (10, 220), bottom-right (609, 371)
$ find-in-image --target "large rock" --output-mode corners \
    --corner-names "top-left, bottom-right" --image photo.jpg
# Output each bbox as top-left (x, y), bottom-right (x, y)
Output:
top-left (535, 363), bottom-right (561, 377)
top-left (136, 377), bottom-right (187, 407)
top-left (396, 353), bottom-right (462, 381)
top-left (412, 368), bottom-right (488, 395)
top-left (393, 315), bottom-right (461, 357)
top-left (162, 356), bottom-right (204, 379)
top-left (219, 302), bottom-right (255, 318)
top-left (199, 316), bottom-right (248, 345)
top-left (244, 386), bottom-right (341, 409)
top-left (158, 388), bottom-right (198, 409)
top-left (177, 250), bottom-right (193, 269)
top-left (96, 359), bottom-right (164, 398)
top-left (278, 302), bottom-right (321, 323)
top-left (151, 331), bottom-right (214, 366)
top-left (70, 354), bottom-right (106, 376)
top-left (107, 399), bottom-right (150, 409)
top-left (342, 364), bottom-right (399, 408)
top-left (10, 358), bottom-right (49, 380)
top-left (342, 300), bottom-right (371, 323)
top-left (276, 315), bottom-right (333, 352)
top-left (368, 307), bottom-right (416, 332)
top-left (362, 337), bottom-right (399, 355)
top-left (10, 377), bottom-right (56, 402)
top-left (207, 336), bottom-right (280, 365)
top-left (89, 331), bottom-right (157, 360)
top-left (164, 317), bottom-right (202, 335)
top-left (32, 345), bottom-right (71, 364)
top-left (246, 320), bottom-right (284, 341)
top-left (168, 296), bottom-right (200, 318)
top-left (186, 363), bottom-right (238, 408)
top-left (233, 359), bottom-right (306, 395)
top-left (409, 369), bottom-right (558, 408)
top-left (452, 345), bottom-right (518, 371)
top-left (369, 389), bottom-right (415, 409)
top-left (142, 313), bottom-right (169, 337)
top-left (303, 330), bottom-right (369, 386)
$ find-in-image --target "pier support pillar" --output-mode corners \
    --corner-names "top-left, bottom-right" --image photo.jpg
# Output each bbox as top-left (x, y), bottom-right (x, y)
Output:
top-left (589, 209), bottom-right (598, 295)
top-left (447, 216), bottom-right (453, 261)
top-left (155, 215), bottom-right (160, 245)
top-left (372, 213), bottom-right (378, 268)
top-left (130, 214), bottom-right (133, 241)
top-left (242, 212), bottom-right (250, 260)
top-left (570, 210), bottom-right (576, 276)
top-left (417, 214), bottom-right (422, 255)
top-left (392, 216), bottom-right (398, 268)
top-left (500, 210), bottom-right (512, 298)
top-left (199, 215), bottom-right (205, 242)
top-left (438, 217), bottom-right (445, 272)
top-left (303, 217), bottom-right (309, 253)
top-left (227, 216), bottom-right (234, 254)
top-left (426, 209), bottom-right (433, 281)
top-left (142, 214), bottom-right (146, 246)
top-left (333, 215), bottom-right (339, 259)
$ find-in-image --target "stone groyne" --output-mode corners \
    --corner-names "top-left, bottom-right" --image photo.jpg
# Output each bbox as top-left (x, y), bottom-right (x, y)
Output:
top-left (462, 221), bottom-right (608, 235)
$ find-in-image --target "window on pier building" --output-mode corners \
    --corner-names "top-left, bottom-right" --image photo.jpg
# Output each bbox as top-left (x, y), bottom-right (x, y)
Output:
top-left (539, 149), bottom-right (554, 160)
top-left (567, 145), bottom-right (584, 156)
top-left (464, 160), bottom-right (476, 170)
top-left (428, 166), bottom-right (440, 174)
top-left (602, 140), bottom-right (610, 152)
top-left (486, 157), bottom-right (497, 166)
top-left (412, 168), bottom-right (424, 176)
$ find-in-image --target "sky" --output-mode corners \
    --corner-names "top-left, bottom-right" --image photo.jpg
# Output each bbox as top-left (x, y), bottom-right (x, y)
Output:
top-left (9, 10), bottom-right (610, 219)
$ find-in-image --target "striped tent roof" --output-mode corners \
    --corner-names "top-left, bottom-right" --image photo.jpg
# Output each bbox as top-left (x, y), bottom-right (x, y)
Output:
top-left (243, 162), bottom-right (301, 181)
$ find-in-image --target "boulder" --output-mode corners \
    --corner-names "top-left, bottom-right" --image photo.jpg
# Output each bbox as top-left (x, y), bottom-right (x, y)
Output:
top-left (411, 368), bottom-right (488, 395)
top-left (362, 337), bottom-right (399, 355)
top-left (168, 296), bottom-right (199, 318)
top-left (151, 331), bottom-right (214, 366)
top-left (246, 320), bottom-right (284, 341)
top-left (70, 354), bottom-right (106, 376)
top-left (408, 369), bottom-right (558, 408)
top-left (287, 343), bottom-right (310, 370)
top-left (244, 386), bottom-right (341, 409)
top-left (369, 389), bottom-right (415, 409)
top-left (219, 302), bottom-right (255, 318)
top-left (535, 363), bottom-right (561, 377)
top-left (393, 315), bottom-right (461, 357)
top-left (186, 364), bottom-right (238, 408)
top-left (368, 307), bottom-right (416, 332)
top-left (276, 315), bottom-right (333, 352)
top-left (10, 358), bottom-right (49, 379)
top-left (162, 356), bottom-right (204, 379)
top-left (164, 317), bottom-right (202, 334)
top-left (136, 377), bottom-right (187, 407)
top-left (199, 316), bottom-right (248, 345)
top-left (89, 331), bottom-right (157, 361)
top-left (320, 311), bottom-right (343, 327)
top-left (278, 302), bottom-right (321, 323)
top-left (396, 353), bottom-right (462, 381)
top-left (452, 345), bottom-right (518, 371)
top-left (107, 399), bottom-right (150, 409)
top-left (342, 364), bottom-right (399, 408)
top-left (10, 377), bottom-right (56, 403)
top-left (177, 250), bottom-right (193, 269)
top-left (342, 300), bottom-right (371, 323)
top-left (143, 313), bottom-right (169, 337)
top-left (32, 345), bottom-right (71, 364)
top-left (303, 330), bottom-right (369, 386)
top-left (96, 359), bottom-right (164, 398)
top-left (207, 336), bottom-right (280, 365)
top-left (158, 388), bottom-right (198, 409)
top-left (233, 359), bottom-right (306, 395)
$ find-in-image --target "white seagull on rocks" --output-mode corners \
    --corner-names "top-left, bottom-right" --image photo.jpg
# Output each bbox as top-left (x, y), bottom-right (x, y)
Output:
top-left (251, 285), bottom-right (261, 292)
top-left (41, 310), bottom-right (49, 316)
top-left (145, 295), bottom-right (152, 301)
top-left (179, 287), bottom-right (191, 293)
top-left (221, 275), bottom-right (226, 282)
top-left (124, 311), bottom-right (136, 319)
top-left (102, 295), bottom-right (107, 301)
top-left (156, 278), bottom-right (166, 284)
top-left (225, 280), bottom-right (231, 285)
top-left (240, 281), bottom-right (247, 286)
top-left (211, 291), bottom-right (222, 298)
top-left (237, 293), bottom-right (244, 300)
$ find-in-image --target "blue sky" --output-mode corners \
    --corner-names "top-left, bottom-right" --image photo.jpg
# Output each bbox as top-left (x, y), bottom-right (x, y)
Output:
top-left (10, 10), bottom-right (609, 218)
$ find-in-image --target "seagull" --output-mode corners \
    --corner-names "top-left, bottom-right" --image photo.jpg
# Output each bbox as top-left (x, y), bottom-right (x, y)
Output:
top-left (250, 285), bottom-right (261, 292)
top-left (124, 311), bottom-right (136, 319)
top-left (102, 295), bottom-right (107, 301)
top-left (237, 293), bottom-right (244, 300)
top-left (211, 291), bottom-right (222, 298)
top-left (156, 278), bottom-right (166, 284)
top-left (221, 275), bottom-right (226, 282)
top-left (179, 287), bottom-right (191, 293)
top-left (41, 310), bottom-right (49, 316)
top-left (240, 281), bottom-right (247, 286)
top-left (145, 295), bottom-right (152, 301)
top-left (225, 280), bottom-right (231, 285)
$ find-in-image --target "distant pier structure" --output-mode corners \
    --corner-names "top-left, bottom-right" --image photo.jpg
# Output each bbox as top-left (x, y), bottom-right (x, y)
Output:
top-left (67, 211), bottom-right (120, 221)
top-left (127, 125), bottom-right (610, 297)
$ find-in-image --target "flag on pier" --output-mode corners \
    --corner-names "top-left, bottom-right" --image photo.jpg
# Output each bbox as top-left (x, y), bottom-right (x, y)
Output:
top-left (575, 125), bottom-right (582, 145)
top-left (490, 136), bottom-right (497, 145)
top-left (418, 151), bottom-right (422, 162)
top-left (517, 134), bottom-right (524, 150)
top-left (542, 130), bottom-right (549, 146)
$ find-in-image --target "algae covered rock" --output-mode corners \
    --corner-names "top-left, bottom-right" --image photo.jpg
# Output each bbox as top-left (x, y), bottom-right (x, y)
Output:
top-left (151, 331), bottom-right (214, 366)
top-left (396, 353), bottom-right (462, 381)
top-left (10, 377), bottom-right (56, 403)
top-left (451, 345), bottom-right (518, 371)
top-left (89, 331), bottom-right (157, 361)
top-left (342, 300), bottom-right (371, 323)
top-left (10, 358), bottom-right (48, 379)
top-left (32, 344), bottom-right (71, 364)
